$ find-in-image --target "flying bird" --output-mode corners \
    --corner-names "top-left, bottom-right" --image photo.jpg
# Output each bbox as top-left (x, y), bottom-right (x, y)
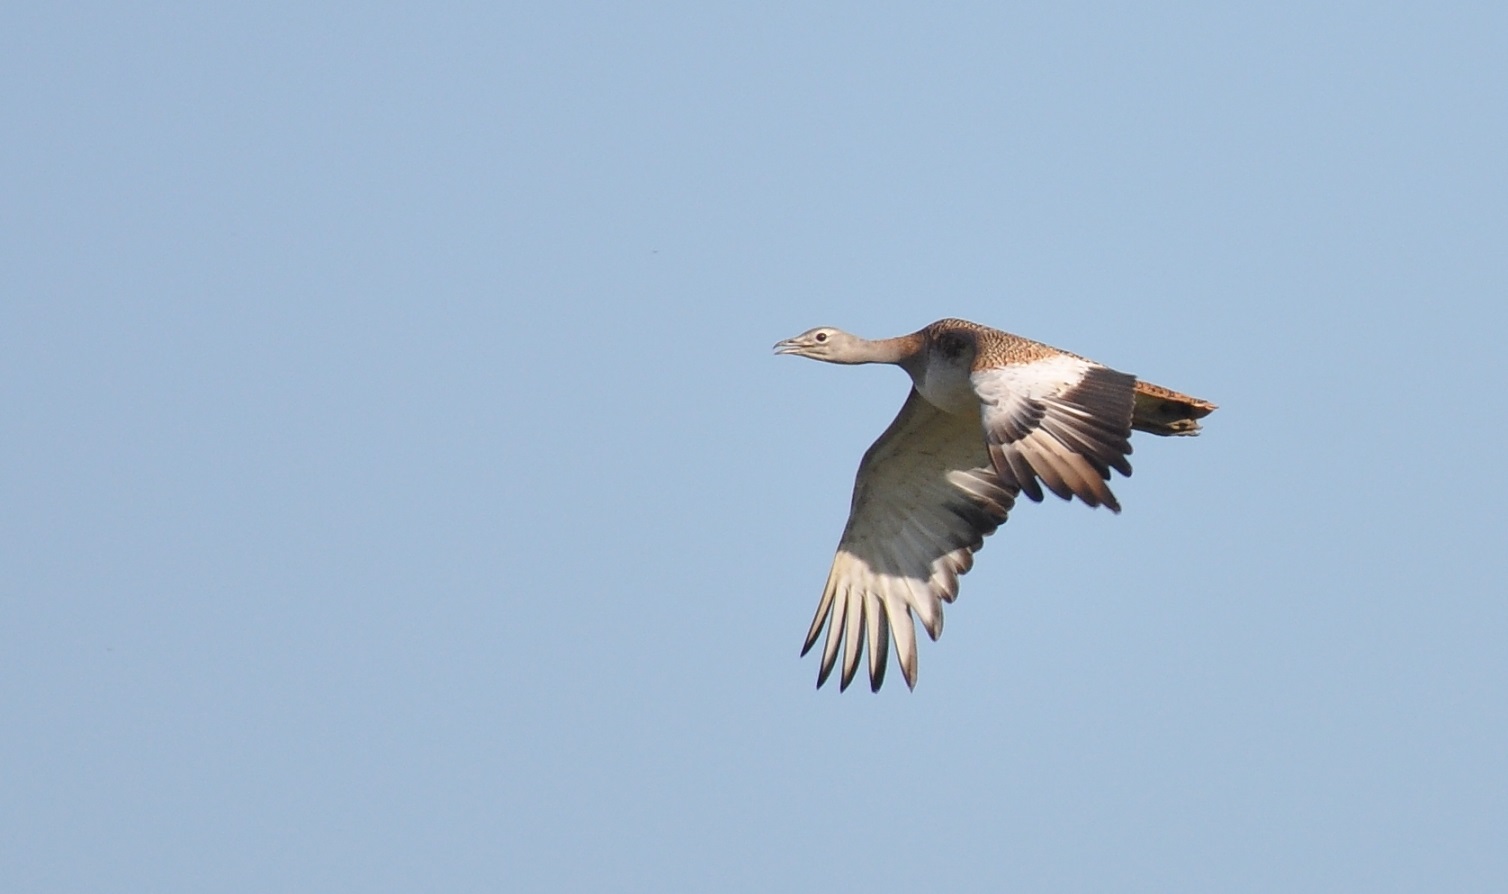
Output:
top-left (774, 318), bottom-right (1215, 692)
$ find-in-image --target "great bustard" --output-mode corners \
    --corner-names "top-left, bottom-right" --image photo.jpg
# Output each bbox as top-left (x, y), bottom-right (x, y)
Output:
top-left (774, 318), bottom-right (1215, 691)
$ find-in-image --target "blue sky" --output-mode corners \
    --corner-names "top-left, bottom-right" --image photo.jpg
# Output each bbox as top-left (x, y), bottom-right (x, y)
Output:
top-left (4, 3), bottom-right (1506, 891)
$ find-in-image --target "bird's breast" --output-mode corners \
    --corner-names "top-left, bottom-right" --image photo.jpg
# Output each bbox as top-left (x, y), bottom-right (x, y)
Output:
top-left (913, 358), bottom-right (980, 415)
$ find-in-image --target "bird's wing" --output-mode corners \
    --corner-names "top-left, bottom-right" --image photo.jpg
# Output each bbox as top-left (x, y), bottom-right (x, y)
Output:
top-left (970, 355), bottom-right (1136, 512)
top-left (802, 389), bottom-right (1017, 691)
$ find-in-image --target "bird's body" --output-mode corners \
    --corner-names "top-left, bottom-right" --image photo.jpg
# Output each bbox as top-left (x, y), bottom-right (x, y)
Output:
top-left (774, 318), bottom-right (1215, 691)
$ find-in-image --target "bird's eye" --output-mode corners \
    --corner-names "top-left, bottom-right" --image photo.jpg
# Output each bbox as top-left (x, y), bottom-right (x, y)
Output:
top-left (815, 332), bottom-right (828, 342)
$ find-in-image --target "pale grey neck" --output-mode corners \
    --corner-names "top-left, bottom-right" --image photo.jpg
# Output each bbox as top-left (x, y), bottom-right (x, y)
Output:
top-left (845, 332), bottom-right (924, 367)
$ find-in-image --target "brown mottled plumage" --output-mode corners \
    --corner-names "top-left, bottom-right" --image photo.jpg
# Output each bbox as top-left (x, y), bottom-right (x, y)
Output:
top-left (774, 318), bottom-right (1215, 691)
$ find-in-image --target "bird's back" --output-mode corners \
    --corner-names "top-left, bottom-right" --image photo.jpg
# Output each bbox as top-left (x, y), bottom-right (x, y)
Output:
top-left (926, 318), bottom-right (1216, 435)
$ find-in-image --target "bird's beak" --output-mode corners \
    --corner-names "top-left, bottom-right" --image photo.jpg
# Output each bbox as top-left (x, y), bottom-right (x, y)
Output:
top-left (772, 337), bottom-right (802, 355)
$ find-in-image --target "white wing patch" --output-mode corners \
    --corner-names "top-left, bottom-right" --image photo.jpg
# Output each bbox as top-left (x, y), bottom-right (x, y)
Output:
top-left (971, 356), bottom-right (1136, 511)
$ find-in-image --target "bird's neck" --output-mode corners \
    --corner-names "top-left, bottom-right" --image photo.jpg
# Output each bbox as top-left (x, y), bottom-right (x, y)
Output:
top-left (855, 332), bottom-right (925, 369)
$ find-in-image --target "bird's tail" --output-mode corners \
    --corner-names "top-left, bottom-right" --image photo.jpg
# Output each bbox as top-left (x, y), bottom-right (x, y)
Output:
top-left (1131, 381), bottom-right (1217, 436)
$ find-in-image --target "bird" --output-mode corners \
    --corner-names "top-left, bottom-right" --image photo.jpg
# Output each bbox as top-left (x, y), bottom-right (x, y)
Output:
top-left (773, 318), bottom-right (1215, 692)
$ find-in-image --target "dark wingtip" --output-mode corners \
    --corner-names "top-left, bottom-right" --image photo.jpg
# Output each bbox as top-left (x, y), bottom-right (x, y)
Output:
top-left (839, 653), bottom-right (861, 691)
top-left (815, 659), bottom-right (834, 689)
top-left (899, 652), bottom-right (919, 690)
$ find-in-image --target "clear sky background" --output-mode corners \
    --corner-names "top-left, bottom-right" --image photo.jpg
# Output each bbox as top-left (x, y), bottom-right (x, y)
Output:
top-left (5, 3), bottom-right (1506, 892)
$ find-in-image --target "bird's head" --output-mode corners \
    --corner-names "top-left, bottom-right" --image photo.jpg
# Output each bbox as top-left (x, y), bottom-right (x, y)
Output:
top-left (772, 326), bottom-right (866, 364)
